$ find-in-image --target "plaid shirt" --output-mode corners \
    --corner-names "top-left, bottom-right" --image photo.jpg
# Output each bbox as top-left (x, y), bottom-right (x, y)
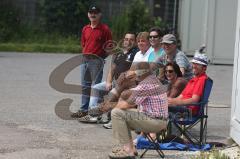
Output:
top-left (128, 74), bottom-right (168, 119)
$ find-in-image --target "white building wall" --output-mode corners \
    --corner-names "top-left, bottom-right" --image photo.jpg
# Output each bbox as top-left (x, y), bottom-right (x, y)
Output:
top-left (179, 0), bottom-right (206, 53)
top-left (230, 0), bottom-right (240, 146)
top-left (179, 0), bottom-right (238, 64)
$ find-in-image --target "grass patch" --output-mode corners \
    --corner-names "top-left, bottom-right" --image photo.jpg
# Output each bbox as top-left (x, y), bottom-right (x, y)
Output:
top-left (193, 149), bottom-right (229, 159)
top-left (0, 43), bottom-right (80, 53)
top-left (0, 30), bottom-right (81, 53)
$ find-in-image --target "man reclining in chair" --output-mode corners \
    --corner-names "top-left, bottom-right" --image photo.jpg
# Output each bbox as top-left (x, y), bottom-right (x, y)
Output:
top-left (168, 52), bottom-right (209, 117)
top-left (108, 62), bottom-right (168, 159)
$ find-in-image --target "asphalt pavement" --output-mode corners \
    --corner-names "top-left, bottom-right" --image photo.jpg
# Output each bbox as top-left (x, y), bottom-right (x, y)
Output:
top-left (0, 52), bottom-right (233, 159)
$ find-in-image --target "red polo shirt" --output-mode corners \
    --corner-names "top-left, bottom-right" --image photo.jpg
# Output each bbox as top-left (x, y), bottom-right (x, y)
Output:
top-left (81, 23), bottom-right (112, 58)
top-left (181, 73), bottom-right (208, 115)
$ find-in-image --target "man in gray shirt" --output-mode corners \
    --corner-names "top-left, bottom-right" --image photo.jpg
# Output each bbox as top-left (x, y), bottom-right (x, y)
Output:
top-left (156, 34), bottom-right (193, 80)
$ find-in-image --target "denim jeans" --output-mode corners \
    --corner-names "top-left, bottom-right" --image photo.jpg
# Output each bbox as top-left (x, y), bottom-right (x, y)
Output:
top-left (89, 81), bottom-right (108, 109)
top-left (80, 57), bottom-right (104, 112)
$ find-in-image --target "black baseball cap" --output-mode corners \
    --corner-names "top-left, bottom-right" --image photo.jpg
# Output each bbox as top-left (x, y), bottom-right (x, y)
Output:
top-left (88, 6), bottom-right (101, 13)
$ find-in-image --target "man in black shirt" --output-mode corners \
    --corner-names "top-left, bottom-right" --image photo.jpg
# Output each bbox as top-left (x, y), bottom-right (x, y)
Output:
top-left (107, 38), bottom-right (139, 90)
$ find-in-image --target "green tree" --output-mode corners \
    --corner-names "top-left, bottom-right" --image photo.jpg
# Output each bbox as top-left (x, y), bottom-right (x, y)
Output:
top-left (111, 0), bottom-right (165, 40)
top-left (40, 0), bottom-right (91, 35)
top-left (0, 2), bottom-right (21, 42)
top-left (127, 0), bottom-right (153, 32)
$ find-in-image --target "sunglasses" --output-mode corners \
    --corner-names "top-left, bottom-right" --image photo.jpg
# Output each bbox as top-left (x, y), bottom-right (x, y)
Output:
top-left (165, 70), bottom-right (174, 74)
top-left (89, 11), bottom-right (100, 14)
top-left (149, 35), bottom-right (159, 39)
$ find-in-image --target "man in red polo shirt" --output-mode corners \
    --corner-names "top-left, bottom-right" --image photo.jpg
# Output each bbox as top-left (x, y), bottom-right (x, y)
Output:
top-left (71, 6), bottom-right (112, 118)
top-left (168, 52), bottom-right (208, 116)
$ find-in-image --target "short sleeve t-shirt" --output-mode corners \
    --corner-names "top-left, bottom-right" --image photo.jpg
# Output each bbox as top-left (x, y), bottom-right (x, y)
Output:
top-left (181, 73), bottom-right (208, 115)
top-left (112, 47), bottom-right (139, 80)
top-left (148, 47), bottom-right (165, 62)
top-left (81, 23), bottom-right (112, 58)
top-left (132, 47), bottom-right (153, 63)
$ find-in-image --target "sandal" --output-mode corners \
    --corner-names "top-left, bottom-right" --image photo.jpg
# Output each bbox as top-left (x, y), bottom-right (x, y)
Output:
top-left (112, 147), bottom-right (138, 157)
top-left (109, 148), bottom-right (136, 159)
top-left (71, 111), bottom-right (88, 118)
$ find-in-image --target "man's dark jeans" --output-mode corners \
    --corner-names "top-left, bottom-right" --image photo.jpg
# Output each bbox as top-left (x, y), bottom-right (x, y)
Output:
top-left (80, 57), bottom-right (104, 112)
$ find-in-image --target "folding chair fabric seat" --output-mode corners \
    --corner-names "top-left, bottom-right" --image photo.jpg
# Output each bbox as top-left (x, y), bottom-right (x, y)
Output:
top-left (173, 116), bottom-right (199, 125)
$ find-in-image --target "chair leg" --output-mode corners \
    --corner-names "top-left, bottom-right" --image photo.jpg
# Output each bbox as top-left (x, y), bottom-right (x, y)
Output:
top-left (167, 121), bottom-right (172, 136)
top-left (173, 122), bottom-right (196, 145)
top-left (199, 118), bottom-right (204, 145)
top-left (147, 134), bottom-right (164, 158)
top-left (140, 133), bottom-right (165, 158)
top-left (203, 119), bottom-right (208, 144)
top-left (201, 117), bottom-right (208, 145)
top-left (140, 149), bottom-right (148, 158)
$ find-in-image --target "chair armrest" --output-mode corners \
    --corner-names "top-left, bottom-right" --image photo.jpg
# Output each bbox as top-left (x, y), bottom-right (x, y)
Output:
top-left (172, 101), bottom-right (207, 107)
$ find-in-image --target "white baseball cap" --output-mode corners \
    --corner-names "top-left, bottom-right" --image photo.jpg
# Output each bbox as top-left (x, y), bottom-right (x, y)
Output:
top-left (191, 52), bottom-right (208, 66)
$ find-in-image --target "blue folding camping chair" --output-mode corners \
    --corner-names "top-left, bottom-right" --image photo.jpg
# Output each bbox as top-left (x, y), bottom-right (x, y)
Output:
top-left (169, 77), bottom-right (213, 146)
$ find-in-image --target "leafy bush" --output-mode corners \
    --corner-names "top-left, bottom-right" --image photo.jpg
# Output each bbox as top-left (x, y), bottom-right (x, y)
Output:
top-left (110, 12), bottom-right (130, 40)
top-left (111, 0), bottom-right (166, 40)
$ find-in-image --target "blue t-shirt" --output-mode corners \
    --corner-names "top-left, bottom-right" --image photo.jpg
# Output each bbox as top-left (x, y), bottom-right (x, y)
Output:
top-left (148, 47), bottom-right (165, 62)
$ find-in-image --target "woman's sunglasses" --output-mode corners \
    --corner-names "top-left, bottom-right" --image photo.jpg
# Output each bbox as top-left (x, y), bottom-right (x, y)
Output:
top-left (165, 70), bottom-right (174, 74)
top-left (149, 35), bottom-right (159, 39)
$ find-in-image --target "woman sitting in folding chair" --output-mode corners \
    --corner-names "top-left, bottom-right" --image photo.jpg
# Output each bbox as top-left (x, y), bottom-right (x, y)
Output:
top-left (165, 62), bottom-right (188, 98)
top-left (108, 62), bottom-right (168, 159)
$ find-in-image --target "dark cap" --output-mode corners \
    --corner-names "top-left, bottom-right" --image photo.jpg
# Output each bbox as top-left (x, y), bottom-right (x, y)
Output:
top-left (88, 6), bottom-right (101, 13)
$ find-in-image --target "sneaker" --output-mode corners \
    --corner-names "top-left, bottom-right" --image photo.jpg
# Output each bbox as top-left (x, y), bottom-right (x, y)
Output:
top-left (78, 115), bottom-right (98, 123)
top-left (97, 114), bottom-right (109, 124)
top-left (103, 120), bottom-right (112, 129)
top-left (71, 111), bottom-right (88, 118)
top-left (88, 107), bottom-right (103, 117)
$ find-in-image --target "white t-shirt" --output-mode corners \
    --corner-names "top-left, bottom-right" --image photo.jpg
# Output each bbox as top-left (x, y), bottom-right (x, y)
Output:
top-left (132, 47), bottom-right (153, 63)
